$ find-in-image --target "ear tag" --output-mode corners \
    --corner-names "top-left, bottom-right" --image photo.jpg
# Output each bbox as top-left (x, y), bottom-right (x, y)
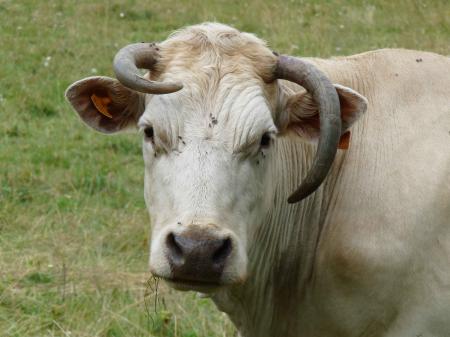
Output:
top-left (91, 94), bottom-right (113, 119)
top-left (338, 131), bottom-right (351, 150)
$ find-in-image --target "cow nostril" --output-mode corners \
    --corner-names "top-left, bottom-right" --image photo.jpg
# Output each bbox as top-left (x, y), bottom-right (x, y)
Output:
top-left (166, 232), bottom-right (183, 263)
top-left (212, 238), bottom-right (232, 265)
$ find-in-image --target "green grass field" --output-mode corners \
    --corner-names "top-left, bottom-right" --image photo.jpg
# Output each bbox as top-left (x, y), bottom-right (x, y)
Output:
top-left (0, 0), bottom-right (448, 336)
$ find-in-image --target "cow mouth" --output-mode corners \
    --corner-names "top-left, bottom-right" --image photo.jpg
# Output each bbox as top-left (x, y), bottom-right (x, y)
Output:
top-left (160, 276), bottom-right (223, 293)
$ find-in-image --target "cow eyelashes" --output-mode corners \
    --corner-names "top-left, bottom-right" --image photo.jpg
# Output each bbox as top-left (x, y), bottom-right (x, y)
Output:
top-left (144, 126), bottom-right (154, 140)
top-left (260, 132), bottom-right (272, 148)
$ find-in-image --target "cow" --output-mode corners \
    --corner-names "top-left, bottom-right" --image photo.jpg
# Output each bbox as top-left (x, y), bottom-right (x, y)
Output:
top-left (65, 23), bottom-right (450, 337)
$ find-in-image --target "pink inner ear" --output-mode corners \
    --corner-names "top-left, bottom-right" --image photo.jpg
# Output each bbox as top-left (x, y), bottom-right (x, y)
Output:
top-left (66, 76), bottom-right (145, 134)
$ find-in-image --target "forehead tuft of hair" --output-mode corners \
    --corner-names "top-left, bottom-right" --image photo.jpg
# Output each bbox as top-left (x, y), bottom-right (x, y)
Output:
top-left (158, 22), bottom-right (277, 81)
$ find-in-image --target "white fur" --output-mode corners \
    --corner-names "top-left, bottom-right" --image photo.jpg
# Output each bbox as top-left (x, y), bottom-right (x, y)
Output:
top-left (142, 77), bottom-right (276, 284)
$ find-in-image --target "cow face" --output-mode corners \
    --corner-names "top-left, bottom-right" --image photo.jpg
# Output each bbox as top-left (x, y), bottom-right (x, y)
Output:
top-left (66, 70), bottom-right (278, 292)
top-left (66, 23), bottom-right (367, 292)
top-left (139, 74), bottom-right (279, 291)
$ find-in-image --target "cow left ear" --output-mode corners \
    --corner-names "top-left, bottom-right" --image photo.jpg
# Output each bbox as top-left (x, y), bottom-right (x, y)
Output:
top-left (65, 76), bottom-right (145, 134)
top-left (279, 84), bottom-right (367, 149)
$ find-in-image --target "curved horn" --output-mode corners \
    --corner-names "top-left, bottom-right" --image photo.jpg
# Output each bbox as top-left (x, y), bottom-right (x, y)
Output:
top-left (275, 55), bottom-right (342, 203)
top-left (113, 42), bottom-right (183, 94)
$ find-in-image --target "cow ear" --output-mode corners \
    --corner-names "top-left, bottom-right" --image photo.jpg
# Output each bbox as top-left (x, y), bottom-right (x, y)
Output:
top-left (65, 76), bottom-right (145, 134)
top-left (279, 84), bottom-right (367, 149)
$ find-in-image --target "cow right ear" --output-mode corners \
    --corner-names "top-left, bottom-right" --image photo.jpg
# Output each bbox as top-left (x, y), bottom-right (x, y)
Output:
top-left (277, 84), bottom-right (367, 149)
top-left (65, 76), bottom-right (145, 134)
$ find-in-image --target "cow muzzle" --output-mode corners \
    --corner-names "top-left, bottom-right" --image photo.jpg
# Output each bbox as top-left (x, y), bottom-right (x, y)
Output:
top-left (150, 225), bottom-right (245, 292)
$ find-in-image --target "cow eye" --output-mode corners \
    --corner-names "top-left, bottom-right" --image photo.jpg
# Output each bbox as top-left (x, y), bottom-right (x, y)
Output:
top-left (144, 126), bottom-right (154, 139)
top-left (260, 132), bottom-right (272, 148)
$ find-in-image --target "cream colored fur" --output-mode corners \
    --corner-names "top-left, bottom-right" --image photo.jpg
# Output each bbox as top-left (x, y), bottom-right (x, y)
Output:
top-left (153, 24), bottom-right (450, 337)
top-left (68, 23), bottom-right (450, 337)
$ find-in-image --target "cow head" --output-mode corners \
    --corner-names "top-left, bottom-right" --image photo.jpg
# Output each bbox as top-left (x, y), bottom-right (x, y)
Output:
top-left (66, 23), bottom-right (366, 292)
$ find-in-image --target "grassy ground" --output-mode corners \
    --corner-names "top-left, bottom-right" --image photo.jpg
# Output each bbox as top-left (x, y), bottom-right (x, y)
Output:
top-left (0, 0), bottom-right (448, 336)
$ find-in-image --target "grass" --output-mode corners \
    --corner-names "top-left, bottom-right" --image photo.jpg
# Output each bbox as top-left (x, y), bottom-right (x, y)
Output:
top-left (0, 0), bottom-right (448, 336)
